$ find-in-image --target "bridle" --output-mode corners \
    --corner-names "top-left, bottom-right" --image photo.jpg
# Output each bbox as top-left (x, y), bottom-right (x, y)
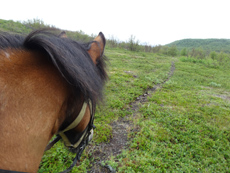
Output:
top-left (47, 100), bottom-right (96, 173)
top-left (0, 100), bottom-right (95, 173)
top-left (59, 100), bottom-right (94, 148)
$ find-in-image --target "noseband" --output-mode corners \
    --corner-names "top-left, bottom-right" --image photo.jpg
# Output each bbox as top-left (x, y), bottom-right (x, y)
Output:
top-left (45, 100), bottom-right (95, 173)
top-left (59, 101), bottom-right (93, 148)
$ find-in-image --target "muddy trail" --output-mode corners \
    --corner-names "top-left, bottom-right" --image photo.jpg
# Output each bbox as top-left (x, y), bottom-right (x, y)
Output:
top-left (87, 62), bottom-right (175, 173)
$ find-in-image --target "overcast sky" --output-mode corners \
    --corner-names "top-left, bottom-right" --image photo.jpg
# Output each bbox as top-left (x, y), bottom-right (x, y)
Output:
top-left (1, 0), bottom-right (230, 45)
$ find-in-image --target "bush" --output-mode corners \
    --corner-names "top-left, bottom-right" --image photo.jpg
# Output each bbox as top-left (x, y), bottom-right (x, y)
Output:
top-left (168, 45), bottom-right (178, 56)
top-left (217, 51), bottom-right (229, 66)
top-left (190, 47), bottom-right (206, 59)
top-left (107, 36), bottom-right (119, 48)
top-left (181, 48), bottom-right (188, 56)
top-left (210, 51), bottom-right (217, 60)
top-left (128, 35), bottom-right (141, 51)
top-left (23, 19), bottom-right (52, 29)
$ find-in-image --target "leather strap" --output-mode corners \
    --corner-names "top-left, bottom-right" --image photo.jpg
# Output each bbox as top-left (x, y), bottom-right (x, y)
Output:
top-left (58, 102), bottom-right (88, 147)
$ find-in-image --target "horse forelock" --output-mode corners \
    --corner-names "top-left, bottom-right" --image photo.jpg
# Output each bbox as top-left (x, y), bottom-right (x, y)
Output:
top-left (0, 29), bottom-right (107, 109)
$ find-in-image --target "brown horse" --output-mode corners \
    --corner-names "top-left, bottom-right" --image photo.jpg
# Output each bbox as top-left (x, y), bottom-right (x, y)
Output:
top-left (0, 29), bottom-right (107, 172)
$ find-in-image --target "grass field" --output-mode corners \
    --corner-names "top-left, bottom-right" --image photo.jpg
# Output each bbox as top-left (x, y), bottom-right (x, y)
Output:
top-left (116, 54), bottom-right (230, 172)
top-left (39, 47), bottom-right (230, 172)
top-left (1, 19), bottom-right (229, 172)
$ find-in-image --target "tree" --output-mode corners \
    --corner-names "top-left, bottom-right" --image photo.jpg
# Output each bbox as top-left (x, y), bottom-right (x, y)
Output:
top-left (181, 48), bottom-right (188, 56)
top-left (107, 36), bottom-right (118, 48)
top-left (23, 19), bottom-right (49, 29)
top-left (152, 45), bottom-right (162, 53)
top-left (128, 35), bottom-right (140, 51)
top-left (210, 51), bottom-right (217, 60)
top-left (168, 45), bottom-right (178, 56)
top-left (190, 47), bottom-right (205, 59)
top-left (161, 46), bottom-right (169, 55)
top-left (217, 51), bottom-right (226, 65)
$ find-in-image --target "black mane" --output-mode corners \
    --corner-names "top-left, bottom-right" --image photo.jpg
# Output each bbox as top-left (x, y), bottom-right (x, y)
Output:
top-left (0, 29), bottom-right (107, 111)
top-left (0, 32), bottom-right (25, 49)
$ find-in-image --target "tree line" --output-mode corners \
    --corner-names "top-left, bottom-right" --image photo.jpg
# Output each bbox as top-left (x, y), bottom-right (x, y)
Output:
top-left (166, 38), bottom-right (230, 54)
top-left (106, 35), bottom-right (230, 67)
top-left (1, 19), bottom-right (229, 66)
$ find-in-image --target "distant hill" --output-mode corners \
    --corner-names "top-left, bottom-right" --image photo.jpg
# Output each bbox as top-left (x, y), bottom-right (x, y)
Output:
top-left (166, 38), bottom-right (230, 53)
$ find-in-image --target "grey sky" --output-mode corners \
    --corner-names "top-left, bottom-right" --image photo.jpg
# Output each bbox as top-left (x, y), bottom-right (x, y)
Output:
top-left (1, 0), bottom-right (230, 45)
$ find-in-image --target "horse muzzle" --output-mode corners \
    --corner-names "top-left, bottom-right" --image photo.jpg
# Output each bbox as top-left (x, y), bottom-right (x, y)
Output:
top-left (67, 126), bottom-right (95, 154)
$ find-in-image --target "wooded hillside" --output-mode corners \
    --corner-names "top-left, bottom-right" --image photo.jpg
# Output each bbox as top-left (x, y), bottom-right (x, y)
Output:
top-left (0, 19), bottom-right (92, 42)
top-left (167, 38), bottom-right (230, 53)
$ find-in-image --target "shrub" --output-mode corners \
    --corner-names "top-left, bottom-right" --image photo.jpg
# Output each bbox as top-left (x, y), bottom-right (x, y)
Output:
top-left (181, 48), bottom-right (188, 56)
top-left (128, 35), bottom-right (141, 51)
top-left (210, 51), bottom-right (217, 60)
top-left (168, 45), bottom-right (178, 56)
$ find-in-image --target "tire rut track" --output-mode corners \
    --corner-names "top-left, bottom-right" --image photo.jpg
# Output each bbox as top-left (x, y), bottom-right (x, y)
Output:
top-left (88, 61), bottom-right (175, 173)
top-left (130, 61), bottom-right (175, 111)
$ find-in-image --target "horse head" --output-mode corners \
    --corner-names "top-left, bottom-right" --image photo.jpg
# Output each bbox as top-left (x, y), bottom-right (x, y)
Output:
top-left (0, 29), bottom-right (107, 172)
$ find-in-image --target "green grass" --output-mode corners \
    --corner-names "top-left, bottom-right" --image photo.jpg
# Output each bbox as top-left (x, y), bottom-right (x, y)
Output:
top-left (87, 49), bottom-right (173, 145)
top-left (113, 55), bottom-right (230, 172)
top-left (39, 49), bottom-right (173, 172)
top-left (40, 48), bottom-right (230, 172)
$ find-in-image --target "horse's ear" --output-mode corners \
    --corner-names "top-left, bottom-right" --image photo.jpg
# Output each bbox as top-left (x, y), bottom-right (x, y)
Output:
top-left (59, 31), bottom-right (67, 38)
top-left (88, 32), bottom-right (106, 64)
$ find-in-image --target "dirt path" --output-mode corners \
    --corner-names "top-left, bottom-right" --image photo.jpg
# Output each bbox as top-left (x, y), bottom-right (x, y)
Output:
top-left (88, 62), bottom-right (175, 173)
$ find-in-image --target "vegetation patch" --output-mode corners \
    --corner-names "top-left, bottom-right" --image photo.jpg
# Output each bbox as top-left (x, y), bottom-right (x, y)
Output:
top-left (113, 56), bottom-right (230, 172)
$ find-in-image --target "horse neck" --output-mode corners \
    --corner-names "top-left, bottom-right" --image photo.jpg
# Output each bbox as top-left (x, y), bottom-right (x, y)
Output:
top-left (0, 110), bottom-right (60, 172)
top-left (0, 49), bottom-right (71, 172)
